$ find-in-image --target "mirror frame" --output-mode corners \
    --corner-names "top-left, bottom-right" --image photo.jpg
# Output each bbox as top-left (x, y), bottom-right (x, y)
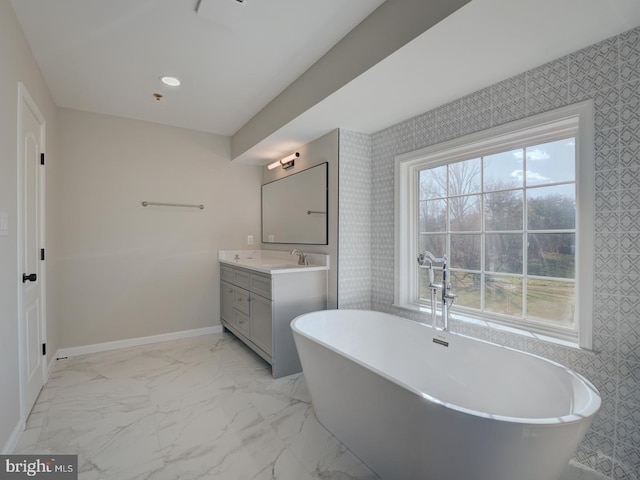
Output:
top-left (261, 162), bottom-right (328, 245)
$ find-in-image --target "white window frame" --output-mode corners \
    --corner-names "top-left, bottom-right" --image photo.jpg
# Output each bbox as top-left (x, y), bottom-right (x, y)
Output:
top-left (395, 102), bottom-right (594, 349)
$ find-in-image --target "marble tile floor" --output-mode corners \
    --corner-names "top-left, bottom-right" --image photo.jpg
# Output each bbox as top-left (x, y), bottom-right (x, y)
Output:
top-left (14, 332), bottom-right (610, 480)
top-left (15, 333), bottom-right (379, 480)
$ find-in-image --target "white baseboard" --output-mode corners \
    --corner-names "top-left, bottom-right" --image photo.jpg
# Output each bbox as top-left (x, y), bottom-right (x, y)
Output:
top-left (56, 325), bottom-right (223, 359)
top-left (2, 418), bottom-right (25, 454)
top-left (47, 352), bottom-right (58, 377)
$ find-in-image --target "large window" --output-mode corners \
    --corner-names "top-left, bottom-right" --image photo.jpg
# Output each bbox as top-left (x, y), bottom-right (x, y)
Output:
top-left (395, 103), bottom-right (594, 348)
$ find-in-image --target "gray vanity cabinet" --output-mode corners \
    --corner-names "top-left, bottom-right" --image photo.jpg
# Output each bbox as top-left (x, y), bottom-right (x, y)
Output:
top-left (220, 263), bottom-right (327, 378)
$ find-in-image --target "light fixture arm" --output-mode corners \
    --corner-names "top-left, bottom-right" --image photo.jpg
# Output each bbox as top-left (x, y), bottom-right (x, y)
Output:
top-left (268, 152), bottom-right (299, 170)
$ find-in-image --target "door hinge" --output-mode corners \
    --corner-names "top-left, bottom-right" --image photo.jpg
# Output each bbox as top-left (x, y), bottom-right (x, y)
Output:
top-left (41, 248), bottom-right (45, 261)
top-left (42, 343), bottom-right (46, 356)
top-left (40, 153), bottom-right (45, 165)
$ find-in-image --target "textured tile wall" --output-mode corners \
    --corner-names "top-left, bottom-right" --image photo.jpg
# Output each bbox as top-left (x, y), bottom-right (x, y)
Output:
top-left (338, 130), bottom-right (373, 309)
top-left (366, 26), bottom-right (640, 479)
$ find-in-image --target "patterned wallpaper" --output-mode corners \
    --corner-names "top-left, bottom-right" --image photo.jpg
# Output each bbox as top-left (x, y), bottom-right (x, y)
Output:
top-left (339, 26), bottom-right (640, 479)
top-left (338, 130), bottom-right (372, 309)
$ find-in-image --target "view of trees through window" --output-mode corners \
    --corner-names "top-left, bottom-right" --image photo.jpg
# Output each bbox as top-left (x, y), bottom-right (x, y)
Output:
top-left (417, 137), bottom-right (576, 329)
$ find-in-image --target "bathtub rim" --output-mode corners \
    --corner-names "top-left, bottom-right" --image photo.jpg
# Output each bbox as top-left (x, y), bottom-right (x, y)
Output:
top-left (291, 309), bottom-right (601, 426)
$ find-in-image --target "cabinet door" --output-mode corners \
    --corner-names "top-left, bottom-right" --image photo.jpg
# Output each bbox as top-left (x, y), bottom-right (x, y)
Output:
top-left (233, 309), bottom-right (250, 337)
top-left (220, 281), bottom-right (234, 323)
top-left (250, 293), bottom-right (273, 355)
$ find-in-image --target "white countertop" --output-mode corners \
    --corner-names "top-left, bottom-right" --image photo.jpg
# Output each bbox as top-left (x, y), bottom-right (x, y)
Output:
top-left (219, 250), bottom-right (329, 275)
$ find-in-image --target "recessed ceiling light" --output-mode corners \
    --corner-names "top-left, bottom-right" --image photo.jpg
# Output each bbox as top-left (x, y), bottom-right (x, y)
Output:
top-left (160, 76), bottom-right (181, 87)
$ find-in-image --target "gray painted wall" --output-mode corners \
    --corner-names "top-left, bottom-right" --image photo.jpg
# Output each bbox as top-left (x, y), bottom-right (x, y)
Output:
top-left (53, 108), bottom-right (262, 348)
top-left (262, 130), bottom-right (339, 309)
top-left (0, 0), bottom-right (58, 453)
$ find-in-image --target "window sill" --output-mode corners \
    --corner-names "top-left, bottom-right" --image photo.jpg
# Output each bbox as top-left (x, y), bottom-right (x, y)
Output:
top-left (392, 302), bottom-right (591, 352)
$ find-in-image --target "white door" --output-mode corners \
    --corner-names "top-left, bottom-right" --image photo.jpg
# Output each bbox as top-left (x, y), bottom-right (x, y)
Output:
top-left (18, 83), bottom-right (46, 419)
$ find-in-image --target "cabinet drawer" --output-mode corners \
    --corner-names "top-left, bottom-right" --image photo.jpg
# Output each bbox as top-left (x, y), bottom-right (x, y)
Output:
top-left (234, 270), bottom-right (251, 289)
top-left (233, 287), bottom-right (250, 315)
top-left (250, 274), bottom-right (272, 299)
top-left (221, 266), bottom-right (234, 283)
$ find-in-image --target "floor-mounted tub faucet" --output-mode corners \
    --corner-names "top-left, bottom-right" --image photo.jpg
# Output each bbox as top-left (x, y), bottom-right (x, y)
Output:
top-left (417, 251), bottom-right (456, 331)
top-left (291, 249), bottom-right (308, 265)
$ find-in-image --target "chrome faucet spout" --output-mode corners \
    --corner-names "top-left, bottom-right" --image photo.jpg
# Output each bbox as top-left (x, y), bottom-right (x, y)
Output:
top-left (441, 256), bottom-right (448, 331)
top-left (418, 251), bottom-right (455, 331)
top-left (290, 249), bottom-right (308, 265)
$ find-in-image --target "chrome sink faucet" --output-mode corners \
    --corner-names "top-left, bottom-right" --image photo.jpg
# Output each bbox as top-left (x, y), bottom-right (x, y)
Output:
top-left (417, 251), bottom-right (456, 331)
top-left (291, 249), bottom-right (308, 266)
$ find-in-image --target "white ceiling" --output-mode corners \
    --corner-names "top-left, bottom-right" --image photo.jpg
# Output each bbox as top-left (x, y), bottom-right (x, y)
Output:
top-left (11, 0), bottom-right (640, 166)
top-left (10, 0), bottom-right (385, 136)
top-left (238, 0), bottom-right (640, 164)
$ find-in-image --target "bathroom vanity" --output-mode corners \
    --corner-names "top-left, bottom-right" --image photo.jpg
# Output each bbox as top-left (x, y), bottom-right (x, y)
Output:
top-left (219, 250), bottom-right (328, 378)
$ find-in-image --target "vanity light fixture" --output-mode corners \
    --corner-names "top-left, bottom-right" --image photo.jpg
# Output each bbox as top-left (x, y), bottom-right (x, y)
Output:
top-left (160, 76), bottom-right (181, 87)
top-left (267, 152), bottom-right (299, 170)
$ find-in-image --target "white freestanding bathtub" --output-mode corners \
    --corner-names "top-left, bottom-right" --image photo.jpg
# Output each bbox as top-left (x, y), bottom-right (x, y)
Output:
top-left (291, 310), bottom-right (601, 480)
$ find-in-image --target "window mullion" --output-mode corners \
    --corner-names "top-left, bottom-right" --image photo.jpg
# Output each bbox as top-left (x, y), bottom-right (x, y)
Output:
top-left (522, 146), bottom-right (528, 319)
top-left (480, 155), bottom-right (485, 312)
top-left (445, 165), bottom-right (450, 262)
top-left (414, 169), bottom-right (421, 303)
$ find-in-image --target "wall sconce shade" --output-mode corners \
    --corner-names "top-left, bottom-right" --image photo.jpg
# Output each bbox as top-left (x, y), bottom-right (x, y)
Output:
top-left (268, 152), bottom-right (300, 170)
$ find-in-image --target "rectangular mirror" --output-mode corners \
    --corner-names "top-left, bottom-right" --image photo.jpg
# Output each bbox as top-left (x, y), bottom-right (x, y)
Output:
top-left (262, 163), bottom-right (328, 244)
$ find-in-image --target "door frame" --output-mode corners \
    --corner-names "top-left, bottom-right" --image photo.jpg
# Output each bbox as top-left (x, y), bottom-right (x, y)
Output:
top-left (17, 81), bottom-right (47, 423)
